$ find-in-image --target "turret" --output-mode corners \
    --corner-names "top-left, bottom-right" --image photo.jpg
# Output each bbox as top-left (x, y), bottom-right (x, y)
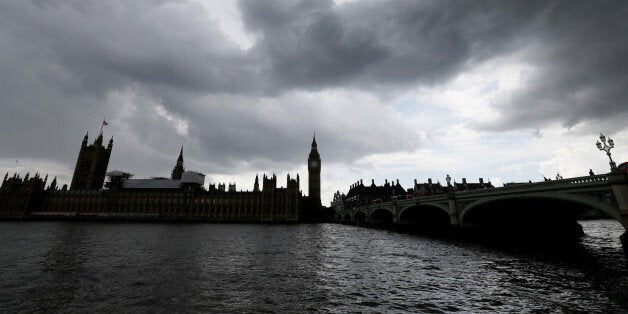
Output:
top-left (287, 173), bottom-right (300, 192)
top-left (71, 129), bottom-right (113, 190)
top-left (171, 146), bottom-right (184, 180)
top-left (262, 173), bottom-right (278, 192)
top-left (48, 176), bottom-right (57, 190)
top-left (94, 133), bottom-right (103, 146)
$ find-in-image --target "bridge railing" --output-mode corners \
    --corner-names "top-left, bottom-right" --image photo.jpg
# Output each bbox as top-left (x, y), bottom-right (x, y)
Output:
top-left (456, 173), bottom-right (610, 195)
top-left (342, 174), bottom-right (613, 213)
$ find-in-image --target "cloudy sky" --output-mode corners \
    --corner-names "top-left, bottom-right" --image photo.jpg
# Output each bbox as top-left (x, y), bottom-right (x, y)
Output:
top-left (1, 0), bottom-right (627, 205)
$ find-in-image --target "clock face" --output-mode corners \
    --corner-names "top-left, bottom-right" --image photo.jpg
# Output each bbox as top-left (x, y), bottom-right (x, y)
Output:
top-left (310, 160), bottom-right (319, 168)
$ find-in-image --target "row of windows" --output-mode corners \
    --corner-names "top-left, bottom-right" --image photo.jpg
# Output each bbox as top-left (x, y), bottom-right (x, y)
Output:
top-left (39, 204), bottom-right (298, 215)
top-left (47, 196), bottom-right (298, 205)
top-left (1, 192), bottom-right (301, 215)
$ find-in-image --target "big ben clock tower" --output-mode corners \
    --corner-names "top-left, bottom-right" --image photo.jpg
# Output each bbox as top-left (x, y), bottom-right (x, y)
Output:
top-left (308, 135), bottom-right (321, 203)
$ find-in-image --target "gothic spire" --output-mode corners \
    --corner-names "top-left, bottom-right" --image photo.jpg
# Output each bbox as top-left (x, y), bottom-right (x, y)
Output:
top-left (49, 176), bottom-right (58, 190)
top-left (309, 134), bottom-right (320, 159)
top-left (171, 145), bottom-right (185, 180)
top-left (95, 132), bottom-right (103, 146)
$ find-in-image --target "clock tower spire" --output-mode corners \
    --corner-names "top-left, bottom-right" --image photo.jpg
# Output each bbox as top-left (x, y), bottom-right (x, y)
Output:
top-left (308, 134), bottom-right (321, 203)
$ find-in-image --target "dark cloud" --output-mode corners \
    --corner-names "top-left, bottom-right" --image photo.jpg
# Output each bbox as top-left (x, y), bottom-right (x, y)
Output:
top-left (240, 0), bottom-right (391, 90)
top-left (0, 0), bottom-right (626, 189)
top-left (482, 1), bottom-right (628, 131)
top-left (239, 0), bottom-right (627, 129)
top-left (239, 0), bottom-right (548, 92)
top-left (1, 1), bottom-right (258, 97)
top-left (115, 89), bottom-right (418, 176)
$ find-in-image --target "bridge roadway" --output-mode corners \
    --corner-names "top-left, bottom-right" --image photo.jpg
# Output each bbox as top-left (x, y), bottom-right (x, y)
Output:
top-left (337, 173), bottom-right (628, 253)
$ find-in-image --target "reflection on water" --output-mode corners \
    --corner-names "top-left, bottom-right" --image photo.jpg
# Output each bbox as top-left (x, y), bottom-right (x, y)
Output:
top-left (0, 220), bottom-right (626, 312)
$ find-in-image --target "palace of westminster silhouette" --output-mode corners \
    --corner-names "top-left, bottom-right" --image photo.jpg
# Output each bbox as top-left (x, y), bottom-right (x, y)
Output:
top-left (0, 131), bottom-right (323, 222)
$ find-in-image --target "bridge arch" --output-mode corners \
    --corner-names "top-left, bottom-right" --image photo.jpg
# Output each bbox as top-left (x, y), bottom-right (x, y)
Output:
top-left (460, 193), bottom-right (621, 226)
top-left (343, 213), bottom-right (352, 222)
top-left (354, 211), bottom-right (367, 222)
top-left (398, 202), bottom-right (450, 216)
top-left (369, 207), bottom-right (394, 225)
top-left (398, 204), bottom-right (451, 231)
top-left (459, 193), bottom-right (622, 237)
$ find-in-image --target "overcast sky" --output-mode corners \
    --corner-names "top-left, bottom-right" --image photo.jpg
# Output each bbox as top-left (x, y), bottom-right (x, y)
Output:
top-left (1, 0), bottom-right (627, 205)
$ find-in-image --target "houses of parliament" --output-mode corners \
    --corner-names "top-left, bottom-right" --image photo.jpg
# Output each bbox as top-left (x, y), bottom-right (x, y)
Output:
top-left (0, 131), bottom-right (323, 222)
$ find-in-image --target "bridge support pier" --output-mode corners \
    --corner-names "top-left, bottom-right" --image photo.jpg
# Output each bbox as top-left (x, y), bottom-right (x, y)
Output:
top-left (448, 196), bottom-right (460, 226)
top-left (609, 174), bottom-right (628, 255)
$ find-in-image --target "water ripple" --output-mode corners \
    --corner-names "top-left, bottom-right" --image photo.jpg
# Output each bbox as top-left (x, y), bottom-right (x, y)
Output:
top-left (0, 220), bottom-right (626, 312)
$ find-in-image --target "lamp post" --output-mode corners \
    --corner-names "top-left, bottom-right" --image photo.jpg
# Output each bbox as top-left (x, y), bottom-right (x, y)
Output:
top-left (596, 133), bottom-right (617, 171)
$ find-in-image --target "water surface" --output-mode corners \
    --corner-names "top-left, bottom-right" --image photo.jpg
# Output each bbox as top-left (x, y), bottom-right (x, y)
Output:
top-left (1, 220), bottom-right (626, 312)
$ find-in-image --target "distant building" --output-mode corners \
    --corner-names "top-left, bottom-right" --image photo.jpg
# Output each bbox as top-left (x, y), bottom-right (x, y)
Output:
top-left (302, 136), bottom-right (323, 220)
top-left (449, 177), bottom-right (494, 192)
top-left (70, 133), bottom-right (112, 190)
top-left (339, 179), bottom-right (407, 209)
top-left (308, 136), bottom-right (321, 204)
top-left (413, 177), bottom-right (493, 195)
top-left (332, 177), bottom-right (494, 214)
top-left (106, 170), bottom-right (205, 190)
top-left (0, 173), bottom-right (48, 218)
top-left (0, 133), bottom-right (322, 222)
top-left (413, 178), bottom-right (445, 196)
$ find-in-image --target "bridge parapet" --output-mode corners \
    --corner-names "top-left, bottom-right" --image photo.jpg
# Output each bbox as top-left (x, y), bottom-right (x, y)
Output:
top-left (346, 174), bottom-right (616, 215)
top-left (335, 172), bottom-right (628, 254)
top-left (456, 174), bottom-right (611, 196)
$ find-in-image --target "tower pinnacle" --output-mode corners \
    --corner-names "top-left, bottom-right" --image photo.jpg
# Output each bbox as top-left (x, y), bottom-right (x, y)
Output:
top-left (308, 134), bottom-right (321, 203)
top-left (171, 146), bottom-right (185, 180)
top-left (71, 130), bottom-right (113, 190)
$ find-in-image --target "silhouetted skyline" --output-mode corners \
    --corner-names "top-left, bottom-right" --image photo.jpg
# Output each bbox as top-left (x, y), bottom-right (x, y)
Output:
top-left (0, 1), bottom-right (626, 205)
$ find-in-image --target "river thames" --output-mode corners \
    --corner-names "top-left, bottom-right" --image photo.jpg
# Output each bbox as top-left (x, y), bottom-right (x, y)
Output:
top-left (1, 220), bottom-right (627, 312)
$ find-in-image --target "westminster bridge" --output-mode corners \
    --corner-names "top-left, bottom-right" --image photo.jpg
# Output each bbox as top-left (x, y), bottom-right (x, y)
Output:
top-left (336, 172), bottom-right (628, 252)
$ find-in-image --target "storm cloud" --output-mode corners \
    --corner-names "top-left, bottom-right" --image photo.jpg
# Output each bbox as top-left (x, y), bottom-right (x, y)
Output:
top-left (240, 0), bottom-right (628, 129)
top-left (0, 0), bottom-right (626, 200)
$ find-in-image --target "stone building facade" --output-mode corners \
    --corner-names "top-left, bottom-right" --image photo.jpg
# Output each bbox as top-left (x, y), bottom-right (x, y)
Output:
top-left (70, 132), bottom-right (112, 190)
top-left (0, 133), bottom-right (321, 222)
top-left (332, 177), bottom-right (494, 214)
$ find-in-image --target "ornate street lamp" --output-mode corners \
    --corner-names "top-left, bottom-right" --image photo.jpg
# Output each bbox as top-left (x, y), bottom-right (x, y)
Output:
top-left (445, 174), bottom-right (451, 187)
top-left (596, 133), bottom-right (617, 171)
